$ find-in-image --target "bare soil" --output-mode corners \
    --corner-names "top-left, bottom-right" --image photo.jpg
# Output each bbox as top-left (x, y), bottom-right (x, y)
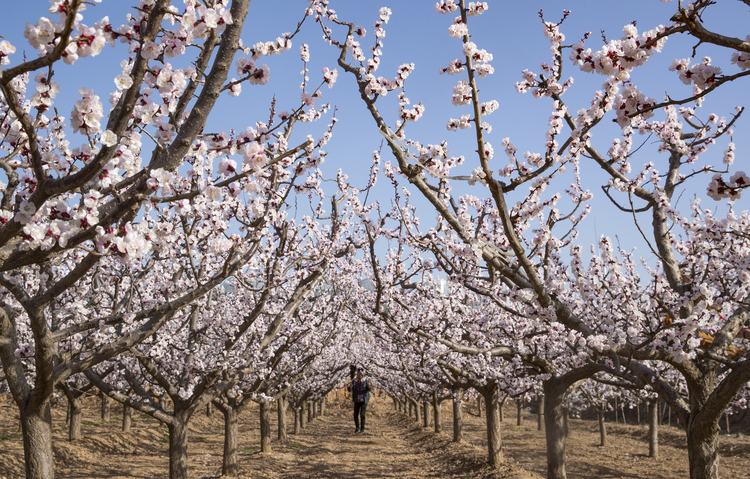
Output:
top-left (0, 391), bottom-right (748, 478)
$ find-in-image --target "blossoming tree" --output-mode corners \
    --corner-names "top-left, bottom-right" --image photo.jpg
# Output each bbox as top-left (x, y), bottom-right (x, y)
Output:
top-left (0, 0), bottom-right (340, 477)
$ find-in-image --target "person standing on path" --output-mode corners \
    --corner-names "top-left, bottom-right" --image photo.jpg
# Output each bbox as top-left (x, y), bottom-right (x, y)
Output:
top-left (347, 368), bottom-right (372, 433)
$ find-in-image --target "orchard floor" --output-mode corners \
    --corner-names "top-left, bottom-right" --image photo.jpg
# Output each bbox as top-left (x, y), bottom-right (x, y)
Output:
top-left (1, 392), bottom-right (749, 478)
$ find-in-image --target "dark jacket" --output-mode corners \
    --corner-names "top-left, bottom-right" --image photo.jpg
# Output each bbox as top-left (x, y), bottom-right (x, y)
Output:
top-left (347, 378), bottom-right (372, 404)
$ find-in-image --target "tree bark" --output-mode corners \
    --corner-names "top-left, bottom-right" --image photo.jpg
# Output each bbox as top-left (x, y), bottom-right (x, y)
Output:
top-left (277, 395), bottom-right (288, 442)
top-left (648, 400), bottom-right (659, 459)
top-left (69, 396), bottom-right (83, 441)
top-left (300, 401), bottom-right (306, 428)
top-left (293, 403), bottom-right (300, 435)
top-left (517, 400), bottom-right (522, 426)
top-left (20, 401), bottom-right (55, 479)
top-left (168, 412), bottom-right (190, 479)
top-left (122, 404), bottom-right (132, 433)
top-left (100, 392), bottom-right (110, 423)
top-left (477, 395), bottom-right (482, 418)
top-left (453, 387), bottom-right (464, 443)
top-left (483, 382), bottom-right (503, 467)
top-left (597, 407), bottom-right (607, 447)
top-left (260, 401), bottom-right (272, 453)
top-left (422, 399), bottom-right (430, 427)
top-left (686, 415), bottom-right (721, 479)
top-left (221, 405), bottom-right (239, 477)
top-left (432, 391), bottom-right (441, 434)
top-left (538, 394), bottom-right (545, 431)
top-left (543, 379), bottom-right (569, 479)
top-left (307, 400), bottom-right (313, 423)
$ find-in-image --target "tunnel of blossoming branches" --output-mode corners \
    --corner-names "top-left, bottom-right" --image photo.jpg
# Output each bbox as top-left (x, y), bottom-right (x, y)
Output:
top-left (0, 0), bottom-right (749, 478)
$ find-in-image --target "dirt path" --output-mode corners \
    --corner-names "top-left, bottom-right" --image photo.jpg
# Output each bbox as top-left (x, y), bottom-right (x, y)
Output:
top-left (1, 392), bottom-right (748, 478)
top-left (240, 393), bottom-right (538, 479)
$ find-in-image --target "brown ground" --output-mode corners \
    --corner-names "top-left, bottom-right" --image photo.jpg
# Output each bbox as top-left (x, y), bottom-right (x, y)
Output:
top-left (0, 391), bottom-right (748, 478)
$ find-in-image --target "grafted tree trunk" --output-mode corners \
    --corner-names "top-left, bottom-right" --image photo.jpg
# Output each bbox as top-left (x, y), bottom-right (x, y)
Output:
top-left (122, 404), bottom-right (132, 433)
top-left (483, 383), bottom-right (503, 467)
top-left (453, 387), bottom-right (464, 443)
top-left (277, 395), bottom-right (288, 442)
top-left (260, 401), bottom-right (272, 453)
top-left (648, 400), bottom-right (658, 459)
top-left (432, 391), bottom-right (441, 433)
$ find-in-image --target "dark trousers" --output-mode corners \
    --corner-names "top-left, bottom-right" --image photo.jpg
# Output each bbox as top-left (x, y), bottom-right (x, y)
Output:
top-left (354, 401), bottom-right (367, 429)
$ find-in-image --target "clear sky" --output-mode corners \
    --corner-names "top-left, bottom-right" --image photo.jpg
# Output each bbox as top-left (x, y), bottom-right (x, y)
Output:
top-left (2, 1), bottom-right (748, 265)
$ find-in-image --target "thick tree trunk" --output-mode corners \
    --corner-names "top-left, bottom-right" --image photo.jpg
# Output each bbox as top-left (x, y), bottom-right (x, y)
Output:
top-left (206, 402), bottom-right (212, 417)
top-left (122, 404), bottom-right (132, 433)
top-left (422, 399), bottom-right (430, 427)
top-left (320, 398), bottom-right (326, 417)
top-left (484, 384), bottom-right (503, 467)
top-left (543, 379), bottom-right (569, 479)
top-left (20, 401), bottom-right (55, 479)
top-left (648, 400), bottom-right (658, 459)
top-left (477, 396), bottom-right (482, 418)
top-left (168, 415), bottom-right (190, 479)
top-left (277, 395), bottom-right (288, 442)
top-left (221, 406), bottom-right (239, 477)
top-left (100, 392), bottom-right (110, 423)
top-left (300, 402), bottom-right (306, 428)
top-left (433, 391), bottom-right (441, 434)
top-left (563, 407), bottom-right (569, 438)
top-left (686, 417), bottom-right (720, 479)
top-left (597, 407), bottom-right (607, 447)
top-left (260, 401), bottom-right (272, 453)
top-left (453, 387), bottom-right (464, 443)
top-left (307, 400), bottom-right (313, 422)
top-left (69, 396), bottom-right (83, 441)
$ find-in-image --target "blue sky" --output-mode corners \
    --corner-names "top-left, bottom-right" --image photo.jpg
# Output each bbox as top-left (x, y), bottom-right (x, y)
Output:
top-left (2, 1), bottom-right (748, 265)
